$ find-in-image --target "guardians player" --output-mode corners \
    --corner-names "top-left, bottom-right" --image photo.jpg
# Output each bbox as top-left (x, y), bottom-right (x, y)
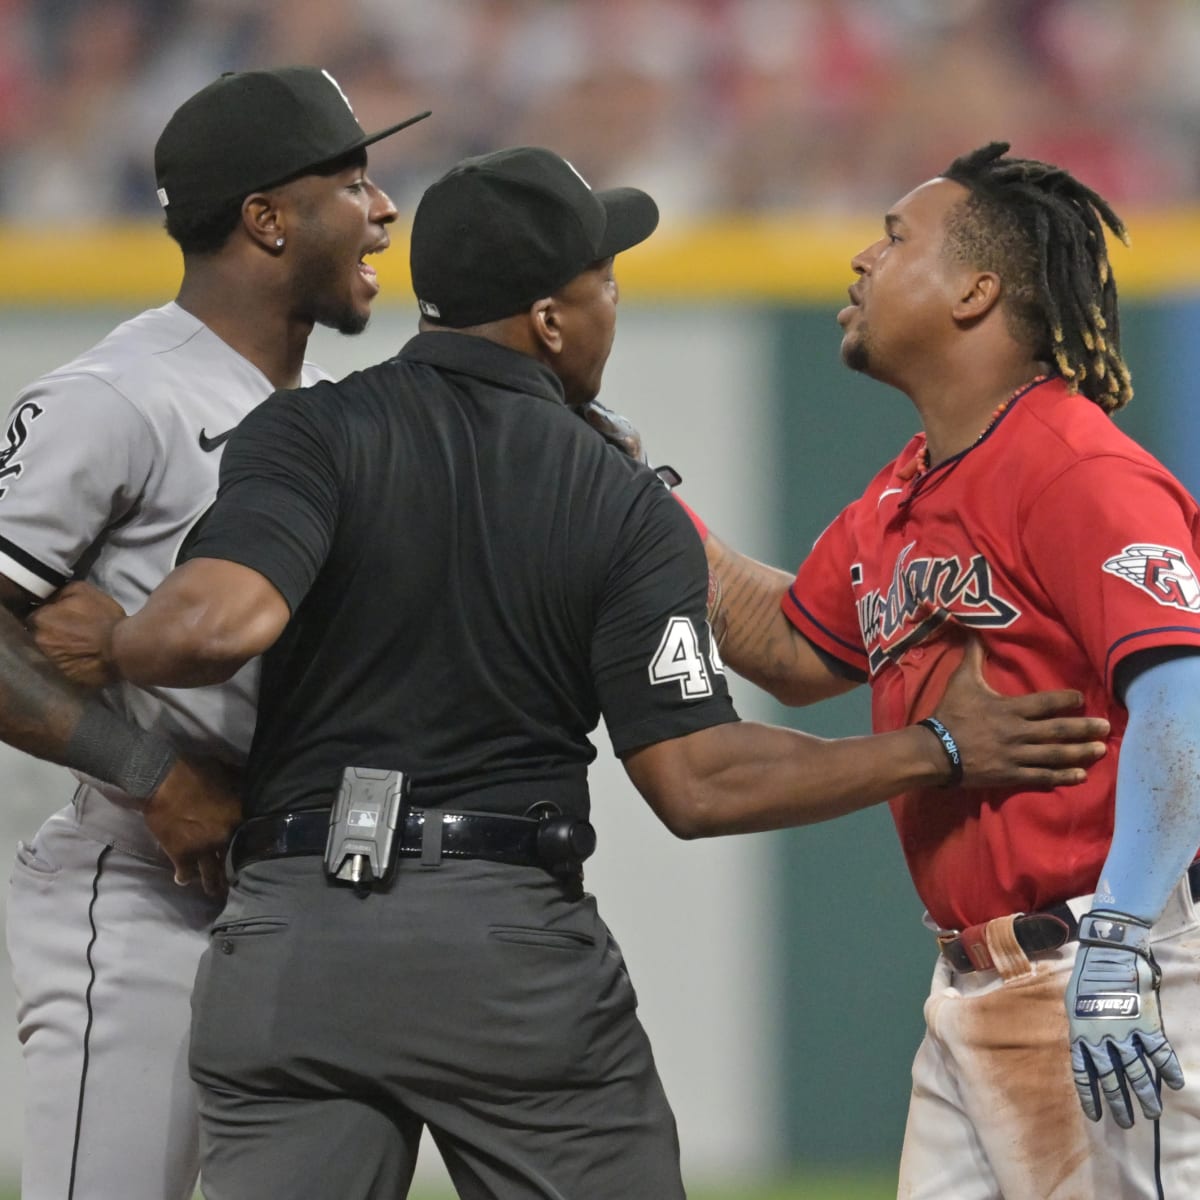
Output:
top-left (683, 143), bottom-right (1200, 1198)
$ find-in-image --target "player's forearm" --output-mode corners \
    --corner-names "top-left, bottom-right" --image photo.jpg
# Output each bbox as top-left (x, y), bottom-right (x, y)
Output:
top-left (0, 606), bottom-right (175, 799)
top-left (627, 719), bottom-right (948, 839)
top-left (705, 532), bottom-right (849, 706)
top-left (0, 604), bottom-right (100, 755)
top-left (1096, 655), bottom-right (1200, 924)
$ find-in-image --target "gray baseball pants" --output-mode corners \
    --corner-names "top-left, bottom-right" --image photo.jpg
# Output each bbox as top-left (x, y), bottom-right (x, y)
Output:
top-left (7, 799), bottom-right (221, 1200)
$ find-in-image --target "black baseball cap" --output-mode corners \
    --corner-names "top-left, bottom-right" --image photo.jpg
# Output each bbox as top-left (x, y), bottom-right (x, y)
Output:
top-left (154, 66), bottom-right (430, 216)
top-left (410, 146), bottom-right (659, 328)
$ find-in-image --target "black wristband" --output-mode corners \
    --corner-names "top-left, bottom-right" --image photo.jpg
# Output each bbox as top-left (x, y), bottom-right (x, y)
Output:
top-left (917, 717), bottom-right (963, 786)
top-left (65, 703), bottom-right (178, 803)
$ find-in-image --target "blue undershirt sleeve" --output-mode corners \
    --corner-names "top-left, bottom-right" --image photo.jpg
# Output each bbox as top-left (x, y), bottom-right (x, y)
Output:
top-left (1096, 653), bottom-right (1200, 923)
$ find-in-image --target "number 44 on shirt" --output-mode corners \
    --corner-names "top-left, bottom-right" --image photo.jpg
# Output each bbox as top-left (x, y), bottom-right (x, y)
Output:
top-left (649, 616), bottom-right (724, 699)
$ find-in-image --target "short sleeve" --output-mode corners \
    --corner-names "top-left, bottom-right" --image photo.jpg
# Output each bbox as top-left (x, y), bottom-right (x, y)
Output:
top-left (592, 484), bottom-right (739, 756)
top-left (1023, 455), bottom-right (1200, 689)
top-left (0, 374), bottom-right (155, 597)
top-left (183, 385), bottom-right (343, 612)
top-left (782, 507), bottom-right (868, 674)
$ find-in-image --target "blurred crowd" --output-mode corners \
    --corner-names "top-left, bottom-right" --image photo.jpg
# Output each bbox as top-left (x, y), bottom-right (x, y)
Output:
top-left (2, 0), bottom-right (1200, 225)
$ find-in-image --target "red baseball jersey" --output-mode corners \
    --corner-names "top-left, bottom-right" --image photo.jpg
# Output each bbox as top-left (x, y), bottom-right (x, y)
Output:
top-left (785, 376), bottom-right (1200, 930)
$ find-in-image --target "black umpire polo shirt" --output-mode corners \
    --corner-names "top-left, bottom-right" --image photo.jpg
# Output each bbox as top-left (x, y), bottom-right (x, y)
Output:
top-left (185, 332), bottom-right (737, 820)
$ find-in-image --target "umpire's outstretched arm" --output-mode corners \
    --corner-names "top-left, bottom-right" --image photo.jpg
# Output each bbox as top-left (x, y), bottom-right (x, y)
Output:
top-left (31, 563), bottom-right (1109, 840)
top-left (624, 636), bottom-right (1107, 838)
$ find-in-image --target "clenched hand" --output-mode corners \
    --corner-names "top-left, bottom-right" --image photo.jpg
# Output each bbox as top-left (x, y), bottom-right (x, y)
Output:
top-left (28, 580), bottom-right (125, 688)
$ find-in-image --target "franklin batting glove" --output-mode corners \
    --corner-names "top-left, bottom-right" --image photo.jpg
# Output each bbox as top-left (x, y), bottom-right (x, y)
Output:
top-left (1065, 910), bottom-right (1184, 1128)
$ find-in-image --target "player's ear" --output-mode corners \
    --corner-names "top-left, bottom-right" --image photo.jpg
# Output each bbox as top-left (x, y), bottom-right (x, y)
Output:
top-left (953, 271), bottom-right (1002, 322)
top-left (530, 297), bottom-right (563, 356)
top-left (241, 193), bottom-right (286, 255)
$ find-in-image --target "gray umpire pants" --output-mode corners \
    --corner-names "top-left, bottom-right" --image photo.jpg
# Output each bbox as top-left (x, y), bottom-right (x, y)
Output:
top-left (190, 855), bottom-right (686, 1200)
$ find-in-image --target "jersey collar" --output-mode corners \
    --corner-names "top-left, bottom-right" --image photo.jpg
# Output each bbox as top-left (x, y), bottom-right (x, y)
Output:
top-left (895, 373), bottom-right (1054, 500)
top-left (399, 331), bottom-right (566, 407)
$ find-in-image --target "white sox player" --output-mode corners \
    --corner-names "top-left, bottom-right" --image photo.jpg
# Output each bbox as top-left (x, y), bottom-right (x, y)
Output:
top-left (1, 68), bottom-right (426, 1200)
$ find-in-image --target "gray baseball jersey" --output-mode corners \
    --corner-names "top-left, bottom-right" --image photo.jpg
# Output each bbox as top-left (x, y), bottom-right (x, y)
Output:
top-left (0, 300), bottom-right (328, 850)
top-left (4, 300), bottom-right (329, 1200)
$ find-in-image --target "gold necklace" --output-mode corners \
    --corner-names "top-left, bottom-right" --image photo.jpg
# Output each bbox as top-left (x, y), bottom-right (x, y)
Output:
top-left (899, 374), bottom-right (1048, 481)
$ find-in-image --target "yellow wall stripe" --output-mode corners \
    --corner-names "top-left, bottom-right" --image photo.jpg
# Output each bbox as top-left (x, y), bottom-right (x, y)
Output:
top-left (3, 211), bottom-right (1199, 306)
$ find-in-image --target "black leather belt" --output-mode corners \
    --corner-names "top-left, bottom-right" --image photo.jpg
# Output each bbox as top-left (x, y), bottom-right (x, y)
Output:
top-left (229, 806), bottom-right (596, 877)
top-left (938, 859), bottom-right (1200, 975)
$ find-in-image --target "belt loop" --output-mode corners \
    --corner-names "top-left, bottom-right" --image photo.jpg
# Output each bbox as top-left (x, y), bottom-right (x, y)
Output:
top-left (420, 809), bottom-right (444, 867)
top-left (985, 914), bottom-right (1034, 981)
top-left (957, 922), bottom-right (994, 972)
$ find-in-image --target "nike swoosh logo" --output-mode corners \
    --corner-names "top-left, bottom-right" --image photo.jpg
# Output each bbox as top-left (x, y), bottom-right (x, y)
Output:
top-left (198, 426), bottom-right (237, 452)
top-left (877, 487), bottom-right (903, 505)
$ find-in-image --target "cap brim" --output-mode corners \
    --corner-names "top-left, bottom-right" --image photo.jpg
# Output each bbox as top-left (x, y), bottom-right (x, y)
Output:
top-left (596, 187), bottom-right (659, 259)
top-left (359, 109), bottom-right (433, 150)
top-left (270, 111), bottom-right (433, 193)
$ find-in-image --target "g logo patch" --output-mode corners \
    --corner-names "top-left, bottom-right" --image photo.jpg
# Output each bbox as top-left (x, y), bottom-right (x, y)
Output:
top-left (1102, 544), bottom-right (1200, 612)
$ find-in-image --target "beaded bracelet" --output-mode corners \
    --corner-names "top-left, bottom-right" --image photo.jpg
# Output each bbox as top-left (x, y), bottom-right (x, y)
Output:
top-left (917, 717), bottom-right (964, 786)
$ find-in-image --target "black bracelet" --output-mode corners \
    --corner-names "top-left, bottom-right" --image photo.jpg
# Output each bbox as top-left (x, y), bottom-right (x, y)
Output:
top-left (917, 717), bottom-right (963, 786)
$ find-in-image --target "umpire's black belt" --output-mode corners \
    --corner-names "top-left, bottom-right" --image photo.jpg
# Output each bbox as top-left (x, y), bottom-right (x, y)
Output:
top-left (229, 806), bottom-right (596, 876)
top-left (937, 859), bottom-right (1200, 975)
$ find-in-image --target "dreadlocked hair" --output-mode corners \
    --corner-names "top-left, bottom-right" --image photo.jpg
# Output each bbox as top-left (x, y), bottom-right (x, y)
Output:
top-left (941, 141), bottom-right (1132, 413)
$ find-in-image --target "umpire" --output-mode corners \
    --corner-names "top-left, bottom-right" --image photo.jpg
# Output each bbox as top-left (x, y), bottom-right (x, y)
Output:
top-left (27, 146), bottom-right (1111, 1198)
top-left (141, 146), bottom-right (720, 1199)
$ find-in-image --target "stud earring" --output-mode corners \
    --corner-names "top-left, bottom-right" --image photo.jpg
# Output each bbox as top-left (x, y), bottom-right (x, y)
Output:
top-left (275, 237), bottom-right (285, 248)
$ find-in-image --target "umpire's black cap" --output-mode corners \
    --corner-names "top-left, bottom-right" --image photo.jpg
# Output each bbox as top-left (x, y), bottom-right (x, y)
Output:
top-left (154, 66), bottom-right (430, 216)
top-left (410, 146), bottom-right (659, 328)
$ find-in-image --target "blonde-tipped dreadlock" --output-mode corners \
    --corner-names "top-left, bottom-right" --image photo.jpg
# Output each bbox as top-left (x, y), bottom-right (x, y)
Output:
top-left (941, 142), bottom-right (1132, 413)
